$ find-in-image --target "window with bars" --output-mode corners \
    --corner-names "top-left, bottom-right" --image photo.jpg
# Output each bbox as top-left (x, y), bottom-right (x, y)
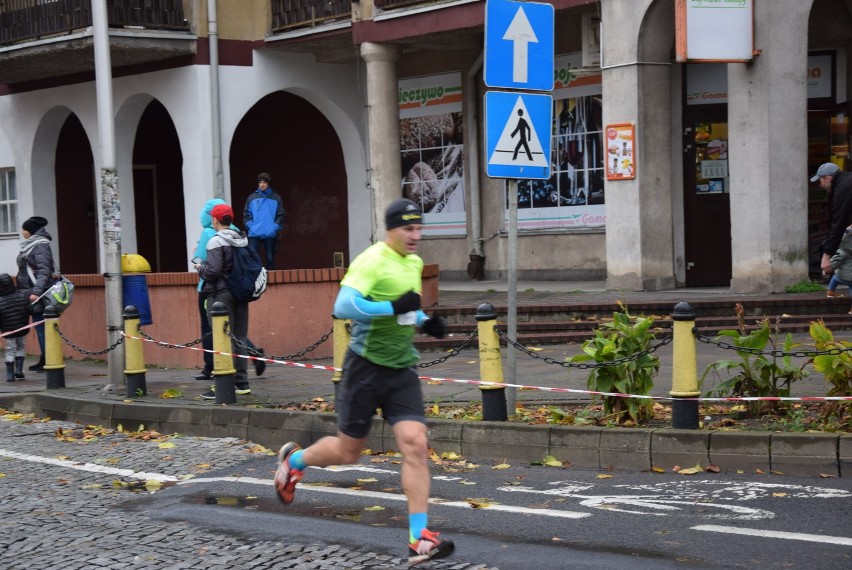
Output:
top-left (0, 169), bottom-right (18, 235)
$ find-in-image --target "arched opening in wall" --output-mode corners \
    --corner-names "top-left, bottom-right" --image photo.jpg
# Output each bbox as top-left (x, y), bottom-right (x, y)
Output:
top-left (55, 114), bottom-right (98, 274)
top-left (229, 91), bottom-right (348, 270)
top-left (132, 100), bottom-right (186, 272)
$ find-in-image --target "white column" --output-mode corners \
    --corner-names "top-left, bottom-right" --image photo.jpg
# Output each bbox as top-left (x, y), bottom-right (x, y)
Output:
top-left (360, 42), bottom-right (402, 241)
top-left (727, 1), bottom-right (811, 292)
top-left (601, 0), bottom-right (675, 291)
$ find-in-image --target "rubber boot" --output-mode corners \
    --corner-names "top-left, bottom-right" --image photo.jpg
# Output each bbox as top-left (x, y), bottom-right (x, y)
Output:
top-left (28, 355), bottom-right (44, 372)
top-left (14, 357), bottom-right (25, 380)
top-left (5, 362), bottom-right (14, 382)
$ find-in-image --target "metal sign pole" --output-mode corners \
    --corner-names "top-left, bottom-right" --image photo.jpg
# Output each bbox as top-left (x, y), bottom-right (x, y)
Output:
top-left (506, 180), bottom-right (518, 416)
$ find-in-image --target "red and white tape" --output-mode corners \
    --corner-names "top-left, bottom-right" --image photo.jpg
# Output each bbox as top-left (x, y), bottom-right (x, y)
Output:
top-left (121, 332), bottom-right (852, 403)
top-left (0, 319), bottom-right (45, 339)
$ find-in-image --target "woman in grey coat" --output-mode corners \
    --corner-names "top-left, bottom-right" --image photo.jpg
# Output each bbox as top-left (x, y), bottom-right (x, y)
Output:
top-left (16, 216), bottom-right (55, 371)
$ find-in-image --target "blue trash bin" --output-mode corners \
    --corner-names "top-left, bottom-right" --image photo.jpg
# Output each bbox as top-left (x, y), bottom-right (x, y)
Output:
top-left (121, 254), bottom-right (153, 326)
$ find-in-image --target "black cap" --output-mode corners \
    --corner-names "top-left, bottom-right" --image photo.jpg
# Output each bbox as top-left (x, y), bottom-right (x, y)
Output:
top-left (22, 216), bottom-right (48, 234)
top-left (385, 198), bottom-right (423, 230)
top-left (258, 172), bottom-right (272, 183)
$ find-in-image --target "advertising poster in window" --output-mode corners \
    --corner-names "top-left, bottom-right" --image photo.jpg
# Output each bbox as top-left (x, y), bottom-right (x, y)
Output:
top-left (510, 52), bottom-right (605, 230)
top-left (605, 123), bottom-right (636, 180)
top-left (399, 73), bottom-right (465, 236)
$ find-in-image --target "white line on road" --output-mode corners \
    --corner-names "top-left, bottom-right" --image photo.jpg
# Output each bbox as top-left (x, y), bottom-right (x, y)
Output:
top-left (692, 525), bottom-right (852, 546)
top-left (183, 476), bottom-right (591, 519)
top-left (0, 448), bottom-right (179, 482)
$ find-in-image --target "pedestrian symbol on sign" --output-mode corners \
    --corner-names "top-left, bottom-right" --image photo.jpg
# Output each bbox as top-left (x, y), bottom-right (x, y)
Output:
top-left (488, 95), bottom-right (549, 169)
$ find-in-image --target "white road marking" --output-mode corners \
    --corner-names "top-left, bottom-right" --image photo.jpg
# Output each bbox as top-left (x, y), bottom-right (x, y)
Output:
top-left (0, 448), bottom-right (179, 482)
top-left (692, 525), bottom-right (852, 547)
top-left (182, 476), bottom-right (590, 519)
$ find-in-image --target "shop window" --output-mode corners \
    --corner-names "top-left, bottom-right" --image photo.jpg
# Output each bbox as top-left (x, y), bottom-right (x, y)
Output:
top-left (0, 169), bottom-right (17, 235)
top-left (510, 94), bottom-right (605, 229)
top-left (398, 72), bottom-right (466, 237)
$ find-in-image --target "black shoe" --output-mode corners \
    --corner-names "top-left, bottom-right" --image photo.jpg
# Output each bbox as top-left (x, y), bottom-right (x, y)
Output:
top-left (28, 357), bottom-right (45, 371)
top-left (253, 348), bottom-right (266, 376)
top-left (200, 389), bottom-right (216, 400)
top-left (195, 370), bottom-right (213, 380)
top-left (235, 385), bottom-right (251, 395)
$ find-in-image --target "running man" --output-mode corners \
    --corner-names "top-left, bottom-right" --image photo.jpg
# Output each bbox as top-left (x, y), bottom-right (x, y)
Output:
top-left (273, 198), bottom-right (452, 565)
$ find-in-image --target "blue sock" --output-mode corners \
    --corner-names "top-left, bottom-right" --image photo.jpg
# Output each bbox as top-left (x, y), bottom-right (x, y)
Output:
top-left (409, 512), bottom-right (428, 543)
top-left (289, 449), bottom-right (307, 471)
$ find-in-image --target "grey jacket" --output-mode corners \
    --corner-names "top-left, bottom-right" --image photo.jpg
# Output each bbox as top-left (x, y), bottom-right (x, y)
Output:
top-left (830, 233), bottom-right (852, 282)
top-left (197, 228), bottom-right (249, 294)
top-left (16, 227), bottom-right (56, 313)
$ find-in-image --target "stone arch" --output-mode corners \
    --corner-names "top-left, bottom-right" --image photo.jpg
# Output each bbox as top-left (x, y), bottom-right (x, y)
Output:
top-left (229, 90), bottom-right (349, 270)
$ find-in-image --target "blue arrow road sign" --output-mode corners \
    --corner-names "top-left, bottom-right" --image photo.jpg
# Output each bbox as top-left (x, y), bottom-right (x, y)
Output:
top-left (484, 0), bottom-right (554, 91)
top-left (485, 90), bottom-right (552, 179)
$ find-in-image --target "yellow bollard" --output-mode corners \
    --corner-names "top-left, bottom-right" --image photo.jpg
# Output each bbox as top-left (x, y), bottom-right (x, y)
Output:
top-left (331, 317), bottom-right (351, 403)
top-left (670, 302), bottom-right (699, 429)
top-left (475, 303), bottom-right (507, 421)
top-left (209, 301), bottom-right (236, 404)
top-left (123, 305), bottom-right (147, 397)
top-left (43, 305), bottom-right (65, 389)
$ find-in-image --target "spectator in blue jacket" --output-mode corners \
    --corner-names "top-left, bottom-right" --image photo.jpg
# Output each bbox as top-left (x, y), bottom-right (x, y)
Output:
top-left (243, 172), bottom-right (285, 270)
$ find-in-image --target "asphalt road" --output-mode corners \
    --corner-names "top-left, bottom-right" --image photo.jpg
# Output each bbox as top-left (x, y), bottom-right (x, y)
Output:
top-left (1, 411), bottom-right (850, 569)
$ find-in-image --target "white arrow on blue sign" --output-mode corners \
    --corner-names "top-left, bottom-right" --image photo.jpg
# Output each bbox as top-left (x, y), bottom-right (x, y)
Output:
top-left (484, 0), bottom-right (554, 92)
top-left (485, 90), bottom-right (552, 179)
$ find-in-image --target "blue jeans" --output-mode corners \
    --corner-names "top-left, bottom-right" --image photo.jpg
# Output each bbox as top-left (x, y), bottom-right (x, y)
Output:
top-left (249, 236), bottom-right (278, 270)
top-left (828, 274), bottom-right (852, 290)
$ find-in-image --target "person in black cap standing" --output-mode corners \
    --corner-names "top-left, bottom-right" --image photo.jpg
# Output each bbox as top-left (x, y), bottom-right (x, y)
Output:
top-left (16, 216), bottom-right (55, 372)
top-left (243, 172), bottom-right (285, 270)
top-left (814, 163), bottom-right (852, 275)
top-left (273, 198), bottom-right (454, 565)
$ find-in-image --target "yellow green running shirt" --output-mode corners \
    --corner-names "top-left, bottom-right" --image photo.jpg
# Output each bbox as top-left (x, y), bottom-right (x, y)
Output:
top-left (341, 242), bottom-right (424, 369)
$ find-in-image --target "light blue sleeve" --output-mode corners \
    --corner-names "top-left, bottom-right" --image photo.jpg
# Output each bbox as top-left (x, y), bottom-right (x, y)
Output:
top-left (333, 286), bottom-right (393, 320)
top-left (415, 310), bottom-right (428, 327)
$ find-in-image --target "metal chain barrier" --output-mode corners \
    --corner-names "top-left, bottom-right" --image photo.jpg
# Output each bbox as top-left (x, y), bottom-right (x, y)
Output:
top-left (694, 331), bottom-right (852, 358)
top-left (496, 326), bottom-right (673, 369)
top-left (137, 327), bottom-right (210, 349)
top-left (228, 326), bottom-right (333, 361)
top-left (56, 325), bottom-right (124, 356)
top-left (418, 329), bottom-right (478, 368)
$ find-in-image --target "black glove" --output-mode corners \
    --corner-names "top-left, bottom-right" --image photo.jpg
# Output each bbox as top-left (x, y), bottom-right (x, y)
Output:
top-left (390, 290), bottom-right (421, 314)
top-left (421, 316), bottom-right (446, 339)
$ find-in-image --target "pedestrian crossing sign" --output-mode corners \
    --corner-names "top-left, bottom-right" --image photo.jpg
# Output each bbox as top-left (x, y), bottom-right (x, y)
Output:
top-left (485, 90), bottom-right (552, 179)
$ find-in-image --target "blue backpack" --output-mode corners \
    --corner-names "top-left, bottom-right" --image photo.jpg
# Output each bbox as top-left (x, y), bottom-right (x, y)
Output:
top-left (225, 245), bottom-right (267, 302)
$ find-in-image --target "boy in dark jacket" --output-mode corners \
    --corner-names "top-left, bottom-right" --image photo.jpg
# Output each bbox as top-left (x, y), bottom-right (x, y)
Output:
top-left (243, 172), bottom-right (285, 270)
top-left (0, 273), bottom-right (32, 381)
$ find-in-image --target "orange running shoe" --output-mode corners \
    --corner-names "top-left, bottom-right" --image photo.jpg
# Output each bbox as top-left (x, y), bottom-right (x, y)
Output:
top-left (408, 529), bottom-right (455, 565)
top-left (273, 442), bottom-right (303, 505)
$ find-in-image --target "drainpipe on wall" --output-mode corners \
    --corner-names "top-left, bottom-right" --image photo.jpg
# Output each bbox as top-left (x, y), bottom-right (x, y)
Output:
top-left (208, 0), bottom-right (224, 198)
top-left (466, 53), bottom-right (485, 280)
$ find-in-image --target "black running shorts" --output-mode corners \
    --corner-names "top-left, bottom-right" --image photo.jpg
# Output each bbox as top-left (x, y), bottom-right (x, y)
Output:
top-left (337, 350), bottom-right (426, 439)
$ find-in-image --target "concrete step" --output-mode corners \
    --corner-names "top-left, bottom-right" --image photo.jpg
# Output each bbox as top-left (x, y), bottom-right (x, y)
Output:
top-left (415, 311), bottom-right (852, 350)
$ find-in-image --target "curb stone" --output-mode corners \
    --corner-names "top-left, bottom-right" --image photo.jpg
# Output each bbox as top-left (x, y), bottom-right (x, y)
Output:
top-left (0, 393), bottom-right (843, 477)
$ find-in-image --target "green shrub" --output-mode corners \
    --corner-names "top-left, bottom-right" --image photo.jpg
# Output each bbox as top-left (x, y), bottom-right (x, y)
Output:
top-left (701, 305), bottom-right (807, 416)
top-left (784, 280), bottom-right (827, 293)
top-left (568, 303), bottom-right (659, 424)
top-left (806, 320), bottom-right (852, 427)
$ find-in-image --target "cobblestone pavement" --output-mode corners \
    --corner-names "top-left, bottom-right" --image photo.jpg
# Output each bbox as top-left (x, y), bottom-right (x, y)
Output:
top-left (0, 412), bottom-right (496, 569)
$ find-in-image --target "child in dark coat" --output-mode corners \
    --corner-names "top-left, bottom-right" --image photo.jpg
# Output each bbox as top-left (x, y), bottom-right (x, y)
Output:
top-left (0, 273), bottom-right (32, 381)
